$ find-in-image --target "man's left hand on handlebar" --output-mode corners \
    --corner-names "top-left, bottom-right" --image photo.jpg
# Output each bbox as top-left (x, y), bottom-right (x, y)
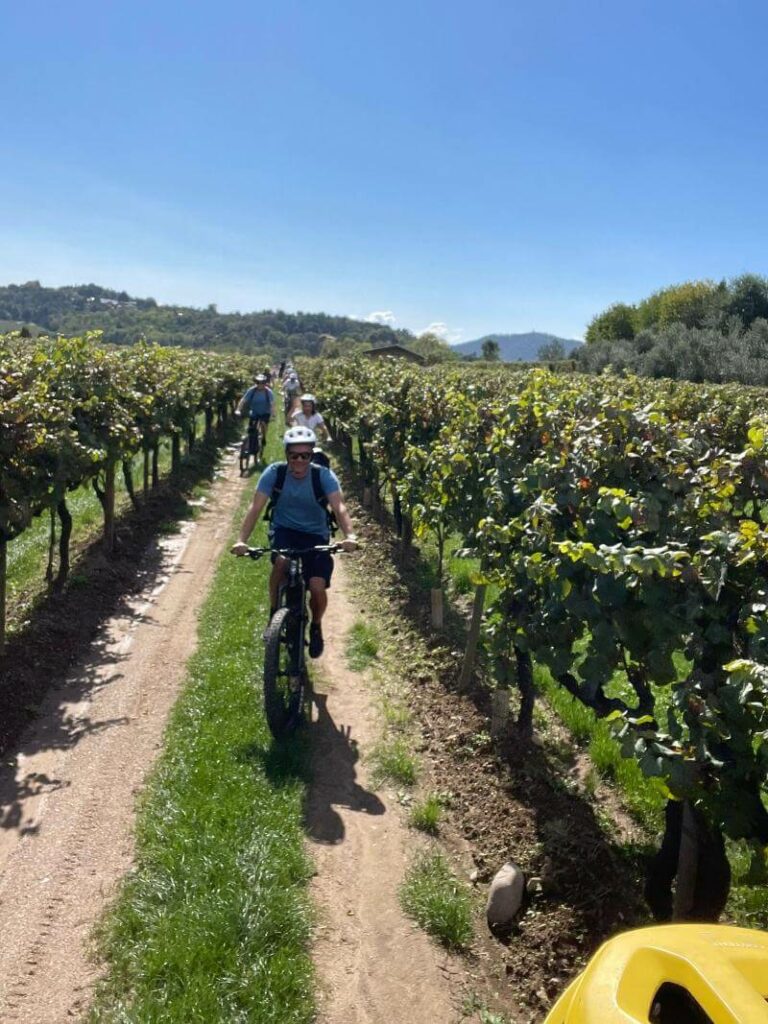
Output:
top-left (230, 541), bottom-right (250, 556)
top-left (341, 534), bottom-right (359, 553)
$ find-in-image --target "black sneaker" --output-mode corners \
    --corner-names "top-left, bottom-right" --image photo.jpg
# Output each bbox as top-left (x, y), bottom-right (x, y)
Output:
top-left (309, 623), bottom-right (324, 659)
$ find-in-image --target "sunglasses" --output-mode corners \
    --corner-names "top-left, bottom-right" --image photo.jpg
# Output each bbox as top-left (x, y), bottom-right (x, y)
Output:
top-left (288, 452), bottom-right (312, 461)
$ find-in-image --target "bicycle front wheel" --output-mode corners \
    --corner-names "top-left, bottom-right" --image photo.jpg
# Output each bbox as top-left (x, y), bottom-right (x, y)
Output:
top-left (262, 607), bottom-right (305, 738)
top-left (239, 437), bottom-right (250, 475)
top-left (253, 426), bottom-right (263, 463)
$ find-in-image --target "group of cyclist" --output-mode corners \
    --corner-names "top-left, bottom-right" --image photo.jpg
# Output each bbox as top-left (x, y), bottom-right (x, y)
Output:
top-left (231, 364), bottom-right (358, 660)
top-left (236, 364), bottom-right (332, 445)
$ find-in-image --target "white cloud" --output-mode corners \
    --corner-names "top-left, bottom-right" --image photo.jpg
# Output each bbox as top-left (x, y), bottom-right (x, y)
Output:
top-left (419, 321), bottom-right (464, 343)
top-left (364, 310), bottom-right (397, 326)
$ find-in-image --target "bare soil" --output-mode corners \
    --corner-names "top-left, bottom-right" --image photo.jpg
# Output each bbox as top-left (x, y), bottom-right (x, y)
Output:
top-left (306, 557), bottom-right (463, 1023)
top-left (0, 452), bottom-right (246, 1023)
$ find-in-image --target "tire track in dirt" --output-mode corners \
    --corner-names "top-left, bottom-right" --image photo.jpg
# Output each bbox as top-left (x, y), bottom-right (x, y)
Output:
top-left (0, 450), bottom-right (246, 1024)
top-left (306, 558), bottom-right (462, 1024)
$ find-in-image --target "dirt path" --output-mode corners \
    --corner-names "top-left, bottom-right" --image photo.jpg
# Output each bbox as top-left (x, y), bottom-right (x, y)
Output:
top-left (306, 558), bottom-right (461, 1024)
top-left (0, 452), bottom-right (246, 1024)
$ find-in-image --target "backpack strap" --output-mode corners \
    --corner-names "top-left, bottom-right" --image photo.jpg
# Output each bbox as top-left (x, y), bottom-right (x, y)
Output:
top-left (264, 463), bottom-right (289, 524)
top-left (263, 462), bottom-right (337, 535)
top-left (309, 464), bottom-right (325, 503)
top-left (311, 465), bottom-right (339, 535)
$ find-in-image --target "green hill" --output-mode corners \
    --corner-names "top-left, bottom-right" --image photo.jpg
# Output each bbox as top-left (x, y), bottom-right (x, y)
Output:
top-left (0, 281), bottom-right (410, 355)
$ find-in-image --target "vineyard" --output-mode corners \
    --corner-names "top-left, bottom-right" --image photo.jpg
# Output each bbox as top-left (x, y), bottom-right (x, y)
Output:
top-left (3, 339), bottom-right (768, 1021)
top-left (305, 357), bottom-right (768, 916)
top-left (0, 332), bottom-right (251, 650)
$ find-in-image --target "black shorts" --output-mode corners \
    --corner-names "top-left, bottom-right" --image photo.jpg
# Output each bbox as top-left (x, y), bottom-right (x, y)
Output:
top-left (270, 527), bottom-right (333, 588)
top-left (249, 413), bottom-right (271, 425)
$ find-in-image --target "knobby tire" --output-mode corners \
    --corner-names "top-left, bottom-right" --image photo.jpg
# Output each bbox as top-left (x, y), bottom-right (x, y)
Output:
top-left (239, 425), bottom-right (263, 475)
top-left (262, 606), bottom-right (306, 738)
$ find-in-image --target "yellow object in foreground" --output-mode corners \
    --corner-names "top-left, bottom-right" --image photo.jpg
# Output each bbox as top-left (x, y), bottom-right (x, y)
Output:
top-left (544, 925), bottom-right (768, 1023)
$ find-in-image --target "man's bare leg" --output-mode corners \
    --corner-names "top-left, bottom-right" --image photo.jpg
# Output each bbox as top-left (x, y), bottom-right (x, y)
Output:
top-left (308, 577), bottom-right (328, 657)
top-left (308, 578), bottom-right (328, 624)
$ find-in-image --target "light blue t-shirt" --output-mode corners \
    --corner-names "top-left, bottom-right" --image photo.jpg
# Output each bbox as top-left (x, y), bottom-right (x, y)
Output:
top-left (243, 386), bottom-right (273, 416)
top-left (257, 462), bottom-right (340, 537)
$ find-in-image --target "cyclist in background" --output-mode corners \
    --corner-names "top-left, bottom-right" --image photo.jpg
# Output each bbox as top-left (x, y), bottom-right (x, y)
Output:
top-left (290, 393), bottom-right (333, 443)
top-left (283, 372), bottom-right (302, 423)
top-left (236, 374), bottom-right (274, 448)
top-left (231, 426), bottom-right (358, 658)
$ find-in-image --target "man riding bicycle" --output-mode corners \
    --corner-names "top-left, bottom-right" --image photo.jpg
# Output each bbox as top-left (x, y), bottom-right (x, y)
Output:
top-left (236, 374), bottom-right (274, 449)
top-left (231, 426), bottom-right (358, 658)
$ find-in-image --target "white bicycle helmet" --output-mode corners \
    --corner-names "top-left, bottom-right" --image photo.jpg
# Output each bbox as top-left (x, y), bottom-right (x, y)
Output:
top-left (254, 374), bottom-right (267, 383)
top-left (283, 426), bottom-right (317, 447)
top-left (299, 393), bottom-right (317, 404)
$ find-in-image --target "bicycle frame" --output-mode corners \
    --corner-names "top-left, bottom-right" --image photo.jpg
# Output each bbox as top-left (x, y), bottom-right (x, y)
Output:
top-left (244, 543), bottom-right (342, 736)
top-left (248, 543), bottom-right (342, 659)
top-left (247, 419), bottom-right (265, 452)
top-left (275, 551), bottom-right (310, 678)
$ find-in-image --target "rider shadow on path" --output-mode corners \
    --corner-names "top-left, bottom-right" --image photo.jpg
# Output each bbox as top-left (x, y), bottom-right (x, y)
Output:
top-left (303, 691), bottom-right (384, 846)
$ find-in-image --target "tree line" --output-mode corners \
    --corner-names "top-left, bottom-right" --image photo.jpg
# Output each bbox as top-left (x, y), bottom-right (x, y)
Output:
top-left (0, 282), bottom-right (409, 357)
top-left (581, 275), bottom-right (768, 385)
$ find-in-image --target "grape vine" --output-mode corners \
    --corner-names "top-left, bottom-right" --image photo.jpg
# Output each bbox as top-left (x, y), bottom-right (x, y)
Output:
top-left (306, 357), bottom-right (768, 888)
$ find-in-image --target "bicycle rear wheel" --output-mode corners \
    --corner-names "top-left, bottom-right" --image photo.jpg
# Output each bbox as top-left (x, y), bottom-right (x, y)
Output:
top-left (262, 607), bottom-right (306, 738)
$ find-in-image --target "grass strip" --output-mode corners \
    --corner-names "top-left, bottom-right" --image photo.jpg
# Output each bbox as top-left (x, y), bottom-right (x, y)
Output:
top-left (408, 794), bottom-right (443, 835)
top-left (91, 440), bottom-right (316, 1023)
top-left (370, 736), bottom-right (419, 787)
top-left (399, 852), bottom-right (474, 950)
top-left (345, 619), bottom-right (380, 672)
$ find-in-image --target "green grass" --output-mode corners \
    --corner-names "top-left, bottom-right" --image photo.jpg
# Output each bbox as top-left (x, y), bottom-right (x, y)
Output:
top-left (370, 736), bottom-right (419, 787)
top-left (345, 619), bottom-right (380, 671)
top-left (399, 852), bottom-right (474, 950)
top-left (90, 436), bottom-right (317, 1023)
top-left (409, 794), bottom-right (443, 834)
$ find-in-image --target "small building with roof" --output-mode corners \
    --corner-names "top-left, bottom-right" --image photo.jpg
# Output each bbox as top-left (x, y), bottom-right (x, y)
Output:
top-left (363, 344), bottom-right (424, 365)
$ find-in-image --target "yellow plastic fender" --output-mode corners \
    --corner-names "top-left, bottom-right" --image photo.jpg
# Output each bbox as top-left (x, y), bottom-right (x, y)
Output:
top-left (544, 924), bottom-right (768, 1023)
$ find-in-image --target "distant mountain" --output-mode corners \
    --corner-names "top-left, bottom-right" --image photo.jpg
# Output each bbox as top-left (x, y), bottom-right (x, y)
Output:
top-left (453, 331), bottom-right (583, 361)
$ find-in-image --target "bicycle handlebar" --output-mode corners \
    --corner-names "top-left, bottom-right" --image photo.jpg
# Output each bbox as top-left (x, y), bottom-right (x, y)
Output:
top-left (244, 543), bottom-right (346, 560)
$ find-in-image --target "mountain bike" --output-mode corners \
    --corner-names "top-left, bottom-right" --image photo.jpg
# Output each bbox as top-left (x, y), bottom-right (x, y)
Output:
top-left (239, 419), bottom-right (264, 476)
top-left (245, 543), bottom-right (343, 738)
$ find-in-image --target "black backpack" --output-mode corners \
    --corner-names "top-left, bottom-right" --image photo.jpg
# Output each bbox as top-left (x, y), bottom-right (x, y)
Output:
top-left (310, 448), bottom-right (331, 469)
top-left (264, 463), bottom-right (338, 535)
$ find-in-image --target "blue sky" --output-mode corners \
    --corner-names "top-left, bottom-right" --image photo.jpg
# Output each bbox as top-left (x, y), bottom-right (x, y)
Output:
top-left (2, 0), bottom-right (767, 341)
